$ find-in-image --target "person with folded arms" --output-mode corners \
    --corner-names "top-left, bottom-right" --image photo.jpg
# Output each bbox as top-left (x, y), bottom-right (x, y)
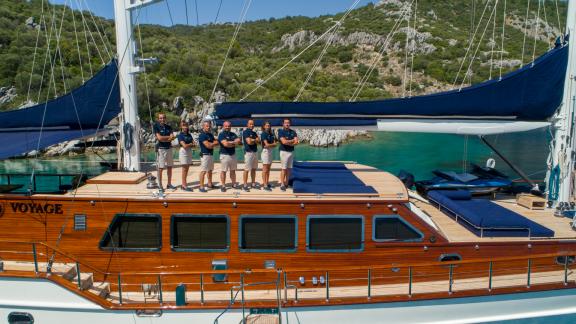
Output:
top-left (198, 120), bottom-right (219, 192)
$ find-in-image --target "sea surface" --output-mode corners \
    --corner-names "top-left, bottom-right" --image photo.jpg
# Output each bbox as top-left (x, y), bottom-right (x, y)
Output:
top-left (0, 129), bottom-right (552, 191)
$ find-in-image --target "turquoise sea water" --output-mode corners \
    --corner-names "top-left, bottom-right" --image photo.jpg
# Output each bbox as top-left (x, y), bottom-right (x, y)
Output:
top-left (0, 129), bottom-right (551, 186)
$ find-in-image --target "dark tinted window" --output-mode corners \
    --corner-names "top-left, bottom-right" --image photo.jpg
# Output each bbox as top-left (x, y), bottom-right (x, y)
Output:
top-left (100, 214), bottom-right (161, 250)
top-left (308, 216), bottom-right (363, 251)
top-left (241, 216), bottom-right (296, 250)
top-left (172, 215), bottom-right (228, 250)
top-left (373, 216), bottom-right (423, 241)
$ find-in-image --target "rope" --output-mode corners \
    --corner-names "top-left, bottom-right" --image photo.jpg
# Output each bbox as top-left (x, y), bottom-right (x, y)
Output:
top-left (26, 0), bottom-right (45, 103)
top-left (402, 3), bottom-right (411, 98)
top-left (489, 0), bottom-right (497, 80)
top-left (209, 0), bottom-right (253, 105)
top-left (459, 1), bottom-right (497, 90)
top-left (498, 0), bottom-right (506, 79)
top-left (548, 165), bottom-right (560, 201)
top-left (76, 0), bottom-right (93, 77)
top-left (452, 0), bottom-right (493, 88)
top-left (294, 0), bottom-right (361, 102)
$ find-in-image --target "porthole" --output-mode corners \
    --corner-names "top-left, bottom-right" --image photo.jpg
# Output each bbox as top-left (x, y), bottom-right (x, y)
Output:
top-left (8, 312), bottom-right (34, 324)
top-left (555, 256), bottom-right (575, 266)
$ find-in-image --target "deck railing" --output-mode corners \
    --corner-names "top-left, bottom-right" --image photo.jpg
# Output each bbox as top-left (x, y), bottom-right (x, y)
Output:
top-left (0, 240), bottom-right (574, 311)
top-left (0, 173), bottom-right (100, 194)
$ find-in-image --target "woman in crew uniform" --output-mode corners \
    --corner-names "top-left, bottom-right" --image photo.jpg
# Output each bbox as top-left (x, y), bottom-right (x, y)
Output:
top-left (177, 121), bottom-right (194, 191)
top-left (260, 121), bottom-right (277, 191)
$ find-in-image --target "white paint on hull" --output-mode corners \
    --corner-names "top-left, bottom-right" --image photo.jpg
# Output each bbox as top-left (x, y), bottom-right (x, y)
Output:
top-left (1, 277), bottom-right (575, 323)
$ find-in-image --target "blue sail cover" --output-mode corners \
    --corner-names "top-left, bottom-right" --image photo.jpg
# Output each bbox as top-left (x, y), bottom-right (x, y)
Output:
top-left (0, 61), bottom-right (120, 159)
top-left (215, 45), bottom-right (568, 126)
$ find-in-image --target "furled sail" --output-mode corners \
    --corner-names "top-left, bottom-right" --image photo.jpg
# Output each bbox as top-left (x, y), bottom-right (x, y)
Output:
top-left (215, 45), bottom-right (568, 134)
top-left (0, 60), bottom-right (120, 159)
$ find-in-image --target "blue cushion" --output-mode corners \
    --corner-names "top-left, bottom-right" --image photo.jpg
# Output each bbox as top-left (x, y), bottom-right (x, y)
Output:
top-left (290, 162), bottom-right (377, 194)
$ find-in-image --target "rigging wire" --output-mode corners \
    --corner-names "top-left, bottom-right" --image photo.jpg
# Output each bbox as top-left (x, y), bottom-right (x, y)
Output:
top-left (81, 0), bottom-right (113, 60)
top-left (498, 0), bottom-right (506, 79)
top-left (554, 0), bottom-right (562, 35)
top-left (214, 0), bottom-right (224, 23)
top-left (452, 0), bottom-right (493, 88)
top-left (402, 2), bottom-right (411, 98)
top-left (294, 0), bottom-right (361, 102)
top-left (408, 0), bottom-right (417, 97)
top-left (459, 1), bottom-right (497, 90)
top-left (489, 0), bottom-right (497, 80)
top-left (211, 0), bottom-right (253, 104)
top-left (184, 0), bottom-right (189, 25)
top-left (165, 0), bottom-right (175, 26)
top-left (532, 0), bottom-right (542, 64)
top-left (76, 0), bottom-right (93, 77)
top-left (520, 0), bottom-right (531, 65)
top-left (36, 3), bottom-right (57, 103)
top-left (75, 0), bottom-right (106, 65)
top-left (194, 0), bottom-right (200, 26)
top-left (351, 0), bottom-right (414, 102)
top-left (26, 0), bottom-right (45, 103)
top-left (71, 0), bottom-right (85, 83)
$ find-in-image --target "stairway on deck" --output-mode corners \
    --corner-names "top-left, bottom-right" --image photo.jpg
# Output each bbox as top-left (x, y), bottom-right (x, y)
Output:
top-left (0, 259), bottom-right (110, 299)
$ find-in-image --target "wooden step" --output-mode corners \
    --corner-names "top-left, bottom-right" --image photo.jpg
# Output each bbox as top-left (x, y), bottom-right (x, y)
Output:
top-left (69, 272), bottom-right (94, 290)
top-left (246, 314), bottom-right (280, 324)
top-left (89, 281), bottom-right (111, 298)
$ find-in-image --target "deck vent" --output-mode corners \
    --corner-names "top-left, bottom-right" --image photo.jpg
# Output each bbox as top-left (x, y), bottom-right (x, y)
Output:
top-left (264, 260), bottom-right (276, 269)
top-left (74, 214), bottom-right (87, 231)
top-left (212, 260), bottom-right (228, 282)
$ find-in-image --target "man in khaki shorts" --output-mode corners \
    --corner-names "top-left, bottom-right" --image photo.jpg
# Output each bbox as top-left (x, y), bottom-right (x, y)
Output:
top-left (153, 113), bottom-right (176, 191)
top-left (278, 118), bottom-right (299, 191)
top-left (242, 119), bottom-right (260, 191)
top-left (198, 120), bottom-right (219, 192)
top-left (218, 120), bottom-right (241, 192)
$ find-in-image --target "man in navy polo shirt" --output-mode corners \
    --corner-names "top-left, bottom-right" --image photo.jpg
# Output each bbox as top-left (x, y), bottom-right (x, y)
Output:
top-left (242, 119), bottom-right (260, 191)
top-left (278, 118), bottom-right (299, 191)
top-left (153, 113), bottom-right (176, 191)
top-left (198, 120), bottom-right (219, 192)
top-left (218, 120), bottom-right (241, 192)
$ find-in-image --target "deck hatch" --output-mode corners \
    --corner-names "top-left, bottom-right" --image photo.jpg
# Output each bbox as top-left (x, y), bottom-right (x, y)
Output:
top-left (99, 214), bottom-right (161, 251)
top-left (171, 215), bottom-right (229, 251)
top-left (372, 215), bottom-right (424, 242)
top-left (307, 215), bottom-right (364, 252)
top-left (239, 215), bottom-right (297, 252)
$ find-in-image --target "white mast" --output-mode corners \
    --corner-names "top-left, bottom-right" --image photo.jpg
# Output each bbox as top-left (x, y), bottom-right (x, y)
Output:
top-left (113, 0), bottom-right (163, 171)
top-left (549, 0), bottom-right (576, 205)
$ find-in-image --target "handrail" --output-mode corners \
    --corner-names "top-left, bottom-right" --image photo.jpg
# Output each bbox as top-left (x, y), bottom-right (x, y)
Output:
top-left (0, 238), bottom-right (575, 276)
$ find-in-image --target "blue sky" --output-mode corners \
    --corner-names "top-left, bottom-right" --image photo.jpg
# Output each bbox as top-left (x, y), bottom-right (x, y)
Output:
top-left (49, 0), bottom-right (375, 26)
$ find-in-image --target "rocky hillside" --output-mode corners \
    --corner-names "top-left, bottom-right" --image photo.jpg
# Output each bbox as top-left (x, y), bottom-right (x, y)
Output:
top-left (0, 0), bottom-right (567, 125)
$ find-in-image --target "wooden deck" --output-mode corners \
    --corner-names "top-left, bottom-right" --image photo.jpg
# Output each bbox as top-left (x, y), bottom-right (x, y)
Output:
top-left (413, 195), bottom-right (576, 242)
top-left (62, 161), bottom-right (408, 201)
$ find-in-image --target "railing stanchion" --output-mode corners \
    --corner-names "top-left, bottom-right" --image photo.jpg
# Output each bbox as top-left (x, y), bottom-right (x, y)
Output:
top-left (158, 275), bottom-right (163, 305)
top-left (564, 256), bottom-right (569, 286)
top-left (76, 262), bottom-right (82, 290)
top-left (527, 259), bottom-right (532, 288)
top-left (488, 261), bottom-right (493, 291)
top-left (448, 264), bottom-right (454, 294)
top-left (32, 243), bottom-right (38, 274)
top-left (200, 274), bottom-right (205, 305)
top-left (367, 269), bottom-right (372, 299)
top-left (283, 272), bottom-right (288, 302)
top-left (325, 271), bottom-right (330, 302)
top-left (241, 274), bottom-right (246, 324)
top-left (118, 274), bottom-right (123, 305)
top-left (276, 271), bottom-right (283, 324)
top-left (408, 266), bottom-right (412, 297)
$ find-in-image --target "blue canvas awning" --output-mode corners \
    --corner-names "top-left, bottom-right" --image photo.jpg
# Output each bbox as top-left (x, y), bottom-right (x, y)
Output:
top-left (216, 45), bottom-right (568, 126)
top-left (0, 61), bottom-right (120, 159)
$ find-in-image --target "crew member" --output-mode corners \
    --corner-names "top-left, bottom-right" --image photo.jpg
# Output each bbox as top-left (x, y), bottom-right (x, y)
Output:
top-left (153, 113), bottom-right (176, 191)
top-left (218, 120), bottom-right (241, 192)
top-left (178, 121), bottom-right (194, 191)
top-left (198, 120), bottom-right (219, 192)
top-left (278, 118), bottom-right (298, 191)
top-left (260, 121), bottom-right (277, 191)
top-left (242, 119), bottom-right (260, 191)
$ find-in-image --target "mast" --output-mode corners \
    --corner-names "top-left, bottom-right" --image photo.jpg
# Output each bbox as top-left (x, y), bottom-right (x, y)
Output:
top-left (113, 0), bottom-right (163, 171)
top-left (549, 0), bottom-right (576, 205)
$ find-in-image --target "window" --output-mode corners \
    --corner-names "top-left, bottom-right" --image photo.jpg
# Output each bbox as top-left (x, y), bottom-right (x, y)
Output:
top-left (240, 215), bottom-right (297, 251)
top-left (99, 214), bottom-right (161, 251)
top-left (307, 215), bottom-right (364, 252)
top-left (171, 215), bottom-right (229, 251)
top-left (439, 254), bottom-right (462, 262)
top-left (372, 215), bottom-right (424, 242)
top-left (8, 312), bottom-right (34, 324)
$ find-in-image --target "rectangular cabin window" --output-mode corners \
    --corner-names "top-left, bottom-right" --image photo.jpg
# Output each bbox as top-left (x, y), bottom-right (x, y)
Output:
top-left (307, 215), bottom-right (364, 252)
top-left (171, 215), bottom-right (229, 251)
top-left (240, 216), bottom-right (297, 251)
top-left (373, 215), bottom-right (424, 242)
top-left (99, 214), bottom-right (161, 251)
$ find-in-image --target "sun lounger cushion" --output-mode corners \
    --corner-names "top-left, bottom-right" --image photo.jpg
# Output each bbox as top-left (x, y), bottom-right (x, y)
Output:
top-left (290, 162), bottom-right (377, 194)
top-left (428, 190), bottom-right (554, 237)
